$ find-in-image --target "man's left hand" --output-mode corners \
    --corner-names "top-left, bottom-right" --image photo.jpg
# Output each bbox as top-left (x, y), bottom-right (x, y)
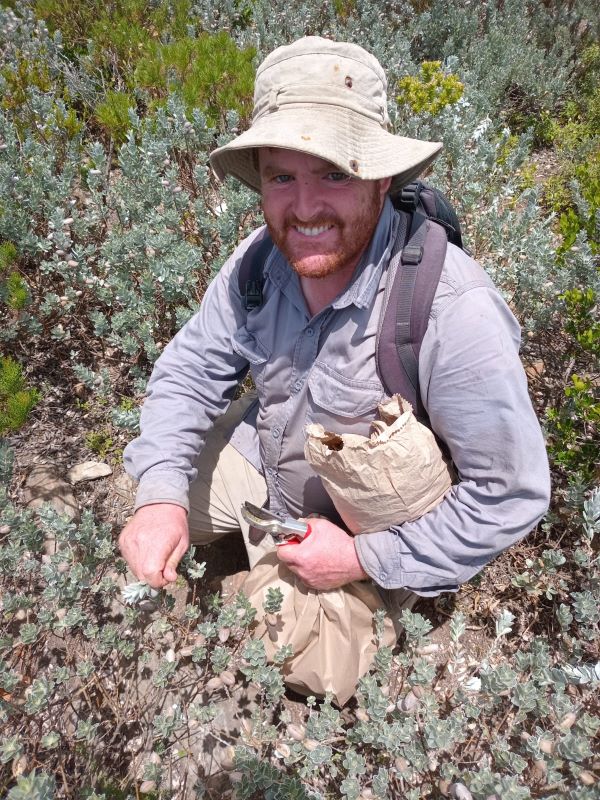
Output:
top-left (276, 517), bottom-right (368, 590)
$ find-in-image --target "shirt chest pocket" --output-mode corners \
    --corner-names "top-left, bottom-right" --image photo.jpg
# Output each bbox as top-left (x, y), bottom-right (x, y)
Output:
top-left (307, 362), bottom-right (384, 435)
top-left (231, 328), bottom-right (270, 392)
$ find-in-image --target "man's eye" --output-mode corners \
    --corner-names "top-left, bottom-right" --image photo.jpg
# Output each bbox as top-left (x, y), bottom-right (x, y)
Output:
top-left (327, 172), bottom-right (351, 183)
top-left (273, 174), bottom-right (292, 184)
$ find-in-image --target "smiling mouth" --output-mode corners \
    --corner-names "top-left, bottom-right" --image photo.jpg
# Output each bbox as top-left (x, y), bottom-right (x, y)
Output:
top-left (294, 224), bottom-right (334, 237)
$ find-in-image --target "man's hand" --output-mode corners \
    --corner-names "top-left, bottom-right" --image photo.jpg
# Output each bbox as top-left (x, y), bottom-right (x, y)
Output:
top-left (118, 503), bottom-right (190, 589)
top-left (276, 517), bottom-right (368, 590)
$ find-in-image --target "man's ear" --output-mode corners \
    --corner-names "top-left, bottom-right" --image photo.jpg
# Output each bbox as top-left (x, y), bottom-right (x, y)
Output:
top-left (379, 176), bottom-right (392, 199)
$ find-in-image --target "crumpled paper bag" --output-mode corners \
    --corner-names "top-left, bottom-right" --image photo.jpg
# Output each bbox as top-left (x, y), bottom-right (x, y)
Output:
top-left (240, 552), bottom-right (396, 707)
top-left (304, 395), bottom-right (454, 533)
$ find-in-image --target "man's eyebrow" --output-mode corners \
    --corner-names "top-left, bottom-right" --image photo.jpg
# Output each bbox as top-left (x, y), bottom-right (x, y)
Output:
top-left (260, 162), bottom-right (346, 178)
top-left (260, 164), bottom-right (288, 179)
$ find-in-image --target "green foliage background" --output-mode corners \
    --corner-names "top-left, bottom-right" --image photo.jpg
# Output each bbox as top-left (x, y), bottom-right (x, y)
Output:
top-left (0, 0), bottom-right (598, 797)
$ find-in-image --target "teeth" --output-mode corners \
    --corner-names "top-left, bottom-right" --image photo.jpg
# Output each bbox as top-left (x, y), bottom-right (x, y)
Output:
top-left (295, 225), bottom-right (332, 237)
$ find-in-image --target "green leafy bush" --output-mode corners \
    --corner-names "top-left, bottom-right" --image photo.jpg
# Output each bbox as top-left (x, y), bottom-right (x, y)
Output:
top-left (397, 60), bottom-right (464, 116)
top-left (0, 243), bottom-right (29, 311)
top-left (0, 356), bottom-right (40, 434)
top-left (134, 32), bottom-right (255, 126)
top-left (545, 289), bottom-right (600, 483)
top-left (94, 90), bottom-right (137, 144)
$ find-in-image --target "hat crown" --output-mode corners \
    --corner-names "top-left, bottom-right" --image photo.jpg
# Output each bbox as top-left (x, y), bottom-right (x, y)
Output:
top-left (253, 36), bottom-right (390, 128)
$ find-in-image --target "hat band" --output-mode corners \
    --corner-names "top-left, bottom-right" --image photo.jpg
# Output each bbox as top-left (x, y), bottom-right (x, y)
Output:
top-left (252, 83), bottom-right (388, 127)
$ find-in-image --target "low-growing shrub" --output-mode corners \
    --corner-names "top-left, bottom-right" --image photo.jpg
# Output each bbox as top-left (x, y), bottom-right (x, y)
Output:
top-left (133, 32), bottom-right (256, 127)
top-left (0, 356), bottom-right (40, 435)
top-left (396, 60), bottom-right (464, 116)
top-left (545, 288), bottom-right (600, 484)
top-left (94, 90), bottom-right (137, 145)
top-left (1, 455), bottom-right (598, 797)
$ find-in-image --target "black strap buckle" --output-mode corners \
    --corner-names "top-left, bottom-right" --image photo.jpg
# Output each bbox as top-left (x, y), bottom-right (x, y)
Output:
top-left (399, 182), bottom-right (421, 211)
top-left (244, 280), bottom-right (263, 310)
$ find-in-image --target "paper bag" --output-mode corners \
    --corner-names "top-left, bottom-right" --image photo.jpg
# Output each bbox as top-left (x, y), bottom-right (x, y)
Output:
top-left (304, 395), bottom-right (454, 533)
top-left (240, 552), bottom-right (396, 706)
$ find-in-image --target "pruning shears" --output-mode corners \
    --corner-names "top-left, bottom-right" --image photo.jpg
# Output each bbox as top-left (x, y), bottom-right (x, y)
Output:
top-left (241, 501), bottom-right (312, 545)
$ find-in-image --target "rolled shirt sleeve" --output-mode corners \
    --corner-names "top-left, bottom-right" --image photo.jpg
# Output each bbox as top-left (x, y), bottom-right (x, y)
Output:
top-left (354, 271), bottom-right (551, 595)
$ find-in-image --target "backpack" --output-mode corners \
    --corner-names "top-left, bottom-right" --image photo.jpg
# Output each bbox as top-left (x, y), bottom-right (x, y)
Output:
top-left (237, 180), bottom-right (465, 421)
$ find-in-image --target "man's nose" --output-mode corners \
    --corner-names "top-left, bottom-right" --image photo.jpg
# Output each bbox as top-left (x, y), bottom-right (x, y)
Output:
top-left (292, 178), bottom-right (323, 221)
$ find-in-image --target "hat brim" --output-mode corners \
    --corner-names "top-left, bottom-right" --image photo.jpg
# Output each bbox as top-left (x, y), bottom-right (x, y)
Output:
top-left (210, 105), bottom-right (442, 193)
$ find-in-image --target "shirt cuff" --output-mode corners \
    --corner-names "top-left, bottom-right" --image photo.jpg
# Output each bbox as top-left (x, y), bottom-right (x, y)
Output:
top-left (354, 531), bottom-right (459, 597)
top-left (133, 469), bottom-right (190, 513)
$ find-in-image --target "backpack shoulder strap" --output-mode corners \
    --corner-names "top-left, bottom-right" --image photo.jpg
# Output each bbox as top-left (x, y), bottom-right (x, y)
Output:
top-left (376, 211), bottom-right (448, 420)
top-left (237, 228), bottom-right (274, 310)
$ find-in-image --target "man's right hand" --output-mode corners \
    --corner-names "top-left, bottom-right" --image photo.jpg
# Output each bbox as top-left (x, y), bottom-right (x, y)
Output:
top-left (118, 503), bottom-right (190, 589)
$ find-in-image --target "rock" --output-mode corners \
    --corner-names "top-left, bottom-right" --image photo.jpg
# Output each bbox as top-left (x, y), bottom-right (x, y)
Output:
top-left (113, 470), bottom-right (137, 501)
top-left (67, 460), bottom-right (112, 484)
top-left (23, 464), bottom-right (80, 528)
top-left (525, 359), bottom-right (545, 380)
top-left (449, 784), bottom-right (473, 800)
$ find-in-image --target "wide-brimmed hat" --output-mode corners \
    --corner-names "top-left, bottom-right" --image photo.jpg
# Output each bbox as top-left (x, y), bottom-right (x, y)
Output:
top-left (210, 36), bottom-right (442, 193)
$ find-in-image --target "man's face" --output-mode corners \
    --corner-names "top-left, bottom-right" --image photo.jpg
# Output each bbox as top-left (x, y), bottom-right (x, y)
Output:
top-left (258, 148), bottom-right (391, 279)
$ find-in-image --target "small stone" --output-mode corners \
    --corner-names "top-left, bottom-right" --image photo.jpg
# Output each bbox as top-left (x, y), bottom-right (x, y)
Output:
top-left (399, 690), bottom-right (421, 713)
top-left (219, 746), bottom-right (236, 770)
top-left (67, 461), bottom-right (112, 484)
top-left (205, 676), bottom-right (223, 693)
top-left (24, 464), bottom-right (79, 524)
top-left (532, 759), bottom-right (547, 782)
top-left (449, 783), bottom-right (473, 800)
top-left (416, 642), bottom-right (440, 656)
top-left (286, 723), bottom-right (306, 741)
top-left (12, 755), bottom-right (27, 778)
top-left (303, 739), bottom-right (319, 751)
top-left (559, 712), bottom-right (577, 730)
top-left (274, 743), bottom-right (290, 759)
top-left (579, 771), bottom-right (596, 786)
top-left (220, 670), bottom-right (236, 686)
top-left (218, 627), bottom-right (230, 643)
top-left (539, 738), bottom-right (554, 754)
top-left (525, 359), bottom-right (545, 379)
top-left (139, 781), bottom-right (156, 794)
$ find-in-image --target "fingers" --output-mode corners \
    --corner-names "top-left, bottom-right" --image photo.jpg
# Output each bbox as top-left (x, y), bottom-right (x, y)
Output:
top-left (118, 503), bottom-right (189, 589)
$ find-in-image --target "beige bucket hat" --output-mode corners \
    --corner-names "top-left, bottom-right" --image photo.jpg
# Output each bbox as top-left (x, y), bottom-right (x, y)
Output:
top-left (210, 36), bottom-right (442, 193)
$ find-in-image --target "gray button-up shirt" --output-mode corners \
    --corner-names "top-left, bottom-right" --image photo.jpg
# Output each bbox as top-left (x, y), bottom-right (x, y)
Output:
top-left (124, 198), bottom-right (550, 595)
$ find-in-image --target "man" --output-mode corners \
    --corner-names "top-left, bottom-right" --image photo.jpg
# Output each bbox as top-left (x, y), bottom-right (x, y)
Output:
top-left (120, 37), bottom-right (550, 602)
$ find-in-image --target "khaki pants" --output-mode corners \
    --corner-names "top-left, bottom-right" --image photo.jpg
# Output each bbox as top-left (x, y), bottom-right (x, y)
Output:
top-left (188, 394), bottom-right (417, 620)
top-left (188, 392), bottom-right (272, 568)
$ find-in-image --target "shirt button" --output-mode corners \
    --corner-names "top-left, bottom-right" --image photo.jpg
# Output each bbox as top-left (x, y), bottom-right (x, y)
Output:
top-left (272, 428), bottom-right (281, 439)
top-left (293, 380), bottom-right (302, 392)
top-left (306, 327), bottom-right (314, 337)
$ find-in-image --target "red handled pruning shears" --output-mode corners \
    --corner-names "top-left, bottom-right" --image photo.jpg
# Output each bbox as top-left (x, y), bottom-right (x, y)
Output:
top-left (241, 501), bottom-right (311, 545)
